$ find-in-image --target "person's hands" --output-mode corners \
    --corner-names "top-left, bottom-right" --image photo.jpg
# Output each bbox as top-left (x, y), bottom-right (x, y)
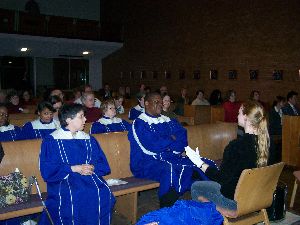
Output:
top-left (185, 146), bottom-right (204, 168)
top-left (71, 164), bottom-right (94, 175)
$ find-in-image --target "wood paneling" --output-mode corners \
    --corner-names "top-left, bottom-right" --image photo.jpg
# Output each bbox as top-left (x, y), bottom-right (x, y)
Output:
top-left (102, 0), bottom-right (300, 103)
top-left (282, 116), bottom-right (300, 167)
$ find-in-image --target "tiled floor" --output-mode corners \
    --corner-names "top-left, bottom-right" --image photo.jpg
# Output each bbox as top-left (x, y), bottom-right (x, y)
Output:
top-left (111, 166), bottom-right (300, 225)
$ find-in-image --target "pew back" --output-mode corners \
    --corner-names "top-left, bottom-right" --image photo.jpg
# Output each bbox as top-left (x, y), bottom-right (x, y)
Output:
top-left (93, 132), bottom-right (132, 179)
top-left (184, 105), bottom-right (224, 124)
top-left (282, 116), bottom-right (300, 167)
top-left (0, 139), bottom-right (44, 193)
top-left (186, 122), bottom-right (237, 160)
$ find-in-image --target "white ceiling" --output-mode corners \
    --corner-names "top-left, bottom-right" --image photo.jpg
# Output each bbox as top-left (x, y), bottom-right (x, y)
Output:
top-left (0, 33), bottom-right (123, 59)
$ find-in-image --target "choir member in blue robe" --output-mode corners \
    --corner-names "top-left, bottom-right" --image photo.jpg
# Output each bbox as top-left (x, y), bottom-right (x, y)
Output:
top-left (91, 99), bottom-right (131, 134)
top-left (128, 92), bottom-right (145, 120)
top-left (21, 101), bottom-right (60, 140)
top-left (0, 104), bottom-right (22, 142)
top-left (39, 104), bottom-right (115, 225)
top-left (128, 92), bottom-right (216, 208)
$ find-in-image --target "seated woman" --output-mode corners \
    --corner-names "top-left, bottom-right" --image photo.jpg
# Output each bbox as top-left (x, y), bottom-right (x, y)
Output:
top-left (114, 95), bottom-right (125, 114)
top-left (91, 99), bottom-right (131, 134)
top-left (81, 91), bottom-right (102, 122)
top-left (48, 95), bottom-right (63, 121)
top-left (21, 101), bottom-right (60, 140)
top-left (128, 92), bottom-right (145, 120)
top-left (0, 104), bottom-right (22, 141)
top-left (39, 103), bottom-right (115, 225)
top-left (223, 90), bottom-right (241, 123)
top-left (191, 90), bottom-right (210, 106)
top-left (209, 89), bottom-right (223, 106)
top-left (188, 101), bottom-right (275, 217)
top-left (6, 91), bottom-right (29, 114)
top-left (269, 96), bottom-right (286, 136)
top-left (21, 90), bottom-right (36, 106)
top-left (161, 94), bottom-right (177, 119)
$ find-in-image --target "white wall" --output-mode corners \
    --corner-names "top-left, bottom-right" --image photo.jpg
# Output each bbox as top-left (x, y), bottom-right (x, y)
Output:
top-left (0, 0), bottom-right (100, 21)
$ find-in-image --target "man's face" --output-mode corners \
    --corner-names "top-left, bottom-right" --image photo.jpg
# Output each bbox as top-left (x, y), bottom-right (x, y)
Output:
top-left (290, 95), bottom-right (298, 106)
top-left (145, 95), bottom-right (163, 116)
top-left (0, 107), bottom-right (8, 126)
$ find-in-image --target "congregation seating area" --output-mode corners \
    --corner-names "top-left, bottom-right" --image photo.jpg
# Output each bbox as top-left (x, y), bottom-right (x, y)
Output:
top-left (0, 122), bottom-right (237, 223)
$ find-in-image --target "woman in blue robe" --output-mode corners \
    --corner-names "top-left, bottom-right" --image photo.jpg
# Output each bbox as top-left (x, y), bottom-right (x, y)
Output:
top-left (39, 104), bottom-right (115, 225)
top-left (128, 93), bottom-right (216, 208)
top-left (91, 99), bottom-right (131, 134)
top-left (128, 92), bottom-right (145, 120)
top-left (0, 104), bottom-right (22, 142)
top-left (21, 101), bottom-right (60, 140)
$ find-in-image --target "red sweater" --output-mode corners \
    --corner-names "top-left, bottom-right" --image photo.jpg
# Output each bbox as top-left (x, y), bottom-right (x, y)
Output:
top-left (85, 107), bottom-right (102, 123)
top-left (223, 101), bottom-right (241, 123)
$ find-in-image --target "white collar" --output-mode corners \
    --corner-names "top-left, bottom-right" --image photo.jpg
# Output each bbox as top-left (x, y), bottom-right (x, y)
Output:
top-left (138, 113), bottom-right (171, 125)
top-left (31, 119), bottom-right (60, 129)
top-left (0, 124), bottom-right (15, 132)
top-left (97, 117), bottom-right (122, 125)
top-left (134, 105), bottom-right (145, 112)
top-left (288, 102), bottom-right (296, 109)
top-left (51, 128), bottom-right (90, 140)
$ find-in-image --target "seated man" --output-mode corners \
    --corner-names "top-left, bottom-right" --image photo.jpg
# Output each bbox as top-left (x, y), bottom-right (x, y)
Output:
top-left (128, 92), bottom-right (215, 208)
top-left (282, 90), bottom-right (300, 116)
top-left (0, 104), bottom-right (22, 141)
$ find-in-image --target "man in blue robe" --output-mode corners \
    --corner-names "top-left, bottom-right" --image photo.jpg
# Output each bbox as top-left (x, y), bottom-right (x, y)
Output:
top-left (0, 104), bottom-right (22, 142)
top-left (128, 92), bottom-right (215, 208)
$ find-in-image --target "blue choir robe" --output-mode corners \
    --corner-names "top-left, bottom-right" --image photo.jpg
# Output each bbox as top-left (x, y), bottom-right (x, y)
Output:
top-left (128, 113), bottom-right (217, 197)
top-left (21, 119), bottom-right (60, 140)
top-left (137, 200), bottom-right (223, 225)
top-left (39, 128), bottom-right (115, 225)
top-left (0, 124), bottom-right (22, 142)
top-left (128, 105), bottom-right (145, 120)
top-left (90, 116), bottom-right (131, 134)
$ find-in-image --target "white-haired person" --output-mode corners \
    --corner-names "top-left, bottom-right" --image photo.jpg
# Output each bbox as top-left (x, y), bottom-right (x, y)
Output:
top-left (90, 99), bottom-right (131, 134)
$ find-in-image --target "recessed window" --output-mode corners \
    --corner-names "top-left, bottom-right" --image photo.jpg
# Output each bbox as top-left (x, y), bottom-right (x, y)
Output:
top-left (210, 69), bottom-right (218, 80)
top-left (228, 70), bottom-right (237, 80)
top-left (249, 70), bottom-right (258, 80)
top-left (193, 70), bottom-right (200, 80)
top-left (273, 70), bottom-right (283, 80)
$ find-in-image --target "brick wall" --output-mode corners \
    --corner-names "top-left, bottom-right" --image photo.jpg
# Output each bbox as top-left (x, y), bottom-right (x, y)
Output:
top-left (102, 0), bottom-right (300, 103)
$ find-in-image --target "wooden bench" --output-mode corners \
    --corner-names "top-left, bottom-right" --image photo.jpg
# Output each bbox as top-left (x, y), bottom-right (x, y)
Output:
top-left (186, 122), bottom-right (237, 160)
top-left (0, 123), bottom-right (237, 222)
top-left (0, 133), bottom-right (159, 224)
top-left (282, 116), bottom-right (300, 167)
top-left (184, 105), bottom-right (224, 124)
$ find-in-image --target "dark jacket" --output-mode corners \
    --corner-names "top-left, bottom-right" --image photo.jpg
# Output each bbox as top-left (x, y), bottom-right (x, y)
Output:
top-left (205, 134), bottom-right (275, 199)
top-left (269, 107), bottom-right (282, 135)
top-left (282, 103), bottom-right (300, 116)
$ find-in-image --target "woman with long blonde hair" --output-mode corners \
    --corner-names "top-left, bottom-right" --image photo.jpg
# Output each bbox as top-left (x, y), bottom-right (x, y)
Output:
top-left (186, 100), bottom-right (275, 217)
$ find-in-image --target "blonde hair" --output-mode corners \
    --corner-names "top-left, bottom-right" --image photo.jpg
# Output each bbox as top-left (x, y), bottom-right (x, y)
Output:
top-left (242, 101), bottom-right (269, 167)
top-left (100, 99), bottom-right (115, 113)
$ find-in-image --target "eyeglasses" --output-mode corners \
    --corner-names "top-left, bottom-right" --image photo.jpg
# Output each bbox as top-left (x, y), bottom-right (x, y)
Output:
top-left (0, 113), bottom-right (8, 117)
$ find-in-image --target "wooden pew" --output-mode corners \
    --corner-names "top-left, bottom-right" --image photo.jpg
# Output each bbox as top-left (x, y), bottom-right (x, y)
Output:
top-left (186, 122), bottom-right (237, 160)
top-left (184, 105), bottom-right (224, 124)
top-left (282, 116), bottom-right (300, 167)
top-left (123, 99), bottom-right (137, 109)
top-left (0, 133), bottom-right (159, 224)
top-left (0, 123), bottom-right (237, 222)
top-left (9, 114), bottom-right (37, 127)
